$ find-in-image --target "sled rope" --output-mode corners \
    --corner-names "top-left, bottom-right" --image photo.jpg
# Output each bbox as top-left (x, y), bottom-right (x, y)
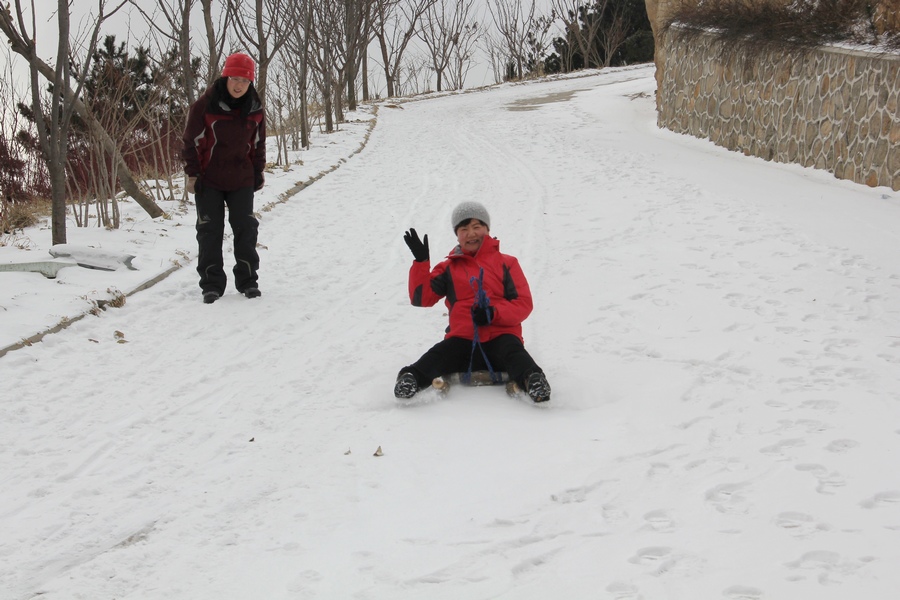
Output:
top-left (464, 268), bottom-right (502, 385)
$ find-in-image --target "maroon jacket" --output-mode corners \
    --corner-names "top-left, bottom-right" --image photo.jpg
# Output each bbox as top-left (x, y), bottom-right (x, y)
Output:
top-left (182, 79), bottom-right (266, 191)
top-left (408, 236), bottom-right (533, 343)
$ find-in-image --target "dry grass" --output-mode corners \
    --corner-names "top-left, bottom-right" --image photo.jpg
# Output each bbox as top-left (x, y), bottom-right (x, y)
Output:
top-left (665, 0), bottom-right (900, 53)
top-left (1, 197), bottom-right (49, 236)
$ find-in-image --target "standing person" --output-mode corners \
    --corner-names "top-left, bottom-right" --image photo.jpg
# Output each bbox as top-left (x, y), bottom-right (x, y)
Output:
top-left (182, 52), bottom-right (266, 304)
top-left (395, 201), bottom-right (551, 403)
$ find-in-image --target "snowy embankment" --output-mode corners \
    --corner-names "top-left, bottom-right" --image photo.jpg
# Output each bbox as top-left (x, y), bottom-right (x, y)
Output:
top-left (1, 65), bottom-right (900, 600)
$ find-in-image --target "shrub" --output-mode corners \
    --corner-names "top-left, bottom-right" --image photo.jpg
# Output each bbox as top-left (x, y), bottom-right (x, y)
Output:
top-left (1, 197), bottom-right (48, 234)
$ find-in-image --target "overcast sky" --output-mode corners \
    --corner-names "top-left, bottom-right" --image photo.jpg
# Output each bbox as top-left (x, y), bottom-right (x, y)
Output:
top-left (1, 0), bottom-right (560, 101)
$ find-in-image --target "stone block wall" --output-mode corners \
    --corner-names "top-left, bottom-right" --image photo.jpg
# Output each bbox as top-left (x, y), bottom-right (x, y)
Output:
top-left (657, 31), bottom-right (900, 190)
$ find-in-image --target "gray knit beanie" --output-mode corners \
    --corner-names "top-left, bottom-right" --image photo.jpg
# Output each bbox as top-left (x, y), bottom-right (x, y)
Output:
top-left (451, 201), bottom-right (490, 231)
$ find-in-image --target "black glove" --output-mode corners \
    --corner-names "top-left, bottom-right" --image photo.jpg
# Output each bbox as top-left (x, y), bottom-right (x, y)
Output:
top-left (404, 228), bottom-right (429, 262)
top-left (472, 305), bottom-right (494, 326)
top-left (254, 171), bottom-right (265, 191)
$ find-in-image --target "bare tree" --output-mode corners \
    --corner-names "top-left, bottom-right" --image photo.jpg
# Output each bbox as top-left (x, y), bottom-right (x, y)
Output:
top-left (527, 13), bottom-right (554, 76)
top-left (268, 70), bottom-right (290, 165)
top-left (480, 28), bottom-right (511, 84)
top-left (282, 0), bottom-right (313, 149)
top-left (306, 0), bottom-right (375, 127)
top-left (200, 0), bottom-right (231, 85)
top-left (447, 12), bottom-right (481, 90)
top-left (552, 0), bottom-right (603, 69)
top-left (418, 0), bottom-right (478, 92)
top-left (127, 0), bottom-right (208, 205)
top-left (132, 0), bottom-right (231, 96)
top-left (343, 0), bottom-right (378, 111)
top-left (595, 0), bottom-right (630, 67)
top-left (226, 0), bottom-right (290, 103)
top-left (73, 40), bottom-right (182, 227)
top-left (487, 0), bottom-right (537, 80)
top-left (372, 0), bottom-right (437, 98)
top-left (0, 0), bottom-right (163, 244)
top-left (129, 0), bottom-right (199, 103)
top-left (308, 0), bottom-right (341, 131)
top-left (400, 54), bottom-right (431, 95)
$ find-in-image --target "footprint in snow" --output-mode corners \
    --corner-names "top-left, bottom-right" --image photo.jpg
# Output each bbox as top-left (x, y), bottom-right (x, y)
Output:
top-left (784, 550), bottom-right (876, 585)
top-left (629, 547), bottom-right (705, 577)
top-left (628, 546), bottom-right (673, 566)
top-left (602, 503), bottom-right (629, 523)
top-left (605, 581), bottom-right (642, 599)
top-left (860, 490), bottom-right (900, 509)
top-left (646, 462), bottom-right (671, 480)
top-left (795, 463), bottom-right (846, 494)
top-left (800, 399), bottom-right (840, 412)
top-left (705, 482), bottom-right (750, 514)
top-left (774, 511), bottom-right (831, 537)
top-left (824, 438), bottom-right (859, 453)
top-left (642, 509), bottom-right (676, 533)
top-left (723, 585), bottom-right (764, 599)
top-left (785, 549), bottom-right (841, 570)
top-left (759, 438), bottom-right (805, 459)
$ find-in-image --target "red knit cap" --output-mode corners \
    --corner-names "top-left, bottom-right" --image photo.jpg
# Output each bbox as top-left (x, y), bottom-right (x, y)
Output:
top-left (222, 53), bottom-right (255, 81)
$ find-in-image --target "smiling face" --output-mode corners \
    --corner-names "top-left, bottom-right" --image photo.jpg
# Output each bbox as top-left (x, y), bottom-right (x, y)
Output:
top-left (226, 76), bottom-right (251, 99)
top-left (455, 219), bottom-right (489, 255)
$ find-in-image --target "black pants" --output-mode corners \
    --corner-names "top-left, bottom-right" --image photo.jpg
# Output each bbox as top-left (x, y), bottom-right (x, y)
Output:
top-left (195, 185), bottom-right (259, 294)
top-left (400, 334), bottom-right (542, 390)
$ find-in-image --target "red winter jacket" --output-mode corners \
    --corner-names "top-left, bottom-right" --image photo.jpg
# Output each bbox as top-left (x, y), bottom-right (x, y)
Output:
top-left (408, 236), bottom-right (533, 342)
top-left (182, 79), bottom-right (266, 191)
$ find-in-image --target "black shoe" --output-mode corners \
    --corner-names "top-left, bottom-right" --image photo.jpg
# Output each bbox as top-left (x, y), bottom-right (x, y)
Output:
top-left (203, 291), bottom-right (221, 304)
top-left (243, 287), bottom-right (262, 299)
top-left (525, 371), bottom-right (551, 403)
top-left (394, 372), bottom-right (419, 399)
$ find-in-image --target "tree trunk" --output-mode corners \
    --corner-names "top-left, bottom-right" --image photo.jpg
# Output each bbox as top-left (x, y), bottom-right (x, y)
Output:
top-left (202, 0), bottom-right (221, 85)
top-left (333, 76), bottom-right (345, 124)
top-left (180, 0), bottom-right (196, 105)
top-left (323, 69), bottom-right (334, 132)
top-left (361, 48), bottom-right (369, 101)
top-left (50, 167), bottom-right (67, 244)
top-left (377, 33), bottom-right (396, 97)
top-left (345, 0), bottom-right (358, 111)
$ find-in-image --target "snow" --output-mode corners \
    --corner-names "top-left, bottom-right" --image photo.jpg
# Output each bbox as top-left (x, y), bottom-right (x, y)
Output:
top-left (2, 64), bottom-right (900, 599)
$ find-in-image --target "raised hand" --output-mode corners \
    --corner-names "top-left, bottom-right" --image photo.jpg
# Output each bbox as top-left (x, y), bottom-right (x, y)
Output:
top-left (403, 228), bottom-right (429, 262)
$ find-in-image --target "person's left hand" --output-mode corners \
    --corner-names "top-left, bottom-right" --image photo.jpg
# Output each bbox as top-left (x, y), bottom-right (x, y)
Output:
top-left (472, 305), bottom-right (494, 326)
top-left (254, 171), bottom-right (265, 191)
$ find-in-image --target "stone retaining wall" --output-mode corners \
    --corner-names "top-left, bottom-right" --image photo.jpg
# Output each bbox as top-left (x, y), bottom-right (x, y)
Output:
top-left (657, 31), bottom-right (900, 190)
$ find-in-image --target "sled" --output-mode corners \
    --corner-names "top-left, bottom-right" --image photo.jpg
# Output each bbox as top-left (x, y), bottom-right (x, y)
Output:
top-left (432, 370), bottom-right (521, 396)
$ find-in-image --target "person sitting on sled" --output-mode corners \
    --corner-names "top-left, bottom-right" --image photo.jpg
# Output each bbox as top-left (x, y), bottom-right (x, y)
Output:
top-left (394, 201), bottom-right (551, 403)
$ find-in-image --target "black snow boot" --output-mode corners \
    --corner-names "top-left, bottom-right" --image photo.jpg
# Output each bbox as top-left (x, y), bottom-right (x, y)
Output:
top-left (394, 372), bottom-right (419, 399)
top-left (203, 291), bottom-right (221, 304)
top-left (525, 371), bottom-right (551, 403)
